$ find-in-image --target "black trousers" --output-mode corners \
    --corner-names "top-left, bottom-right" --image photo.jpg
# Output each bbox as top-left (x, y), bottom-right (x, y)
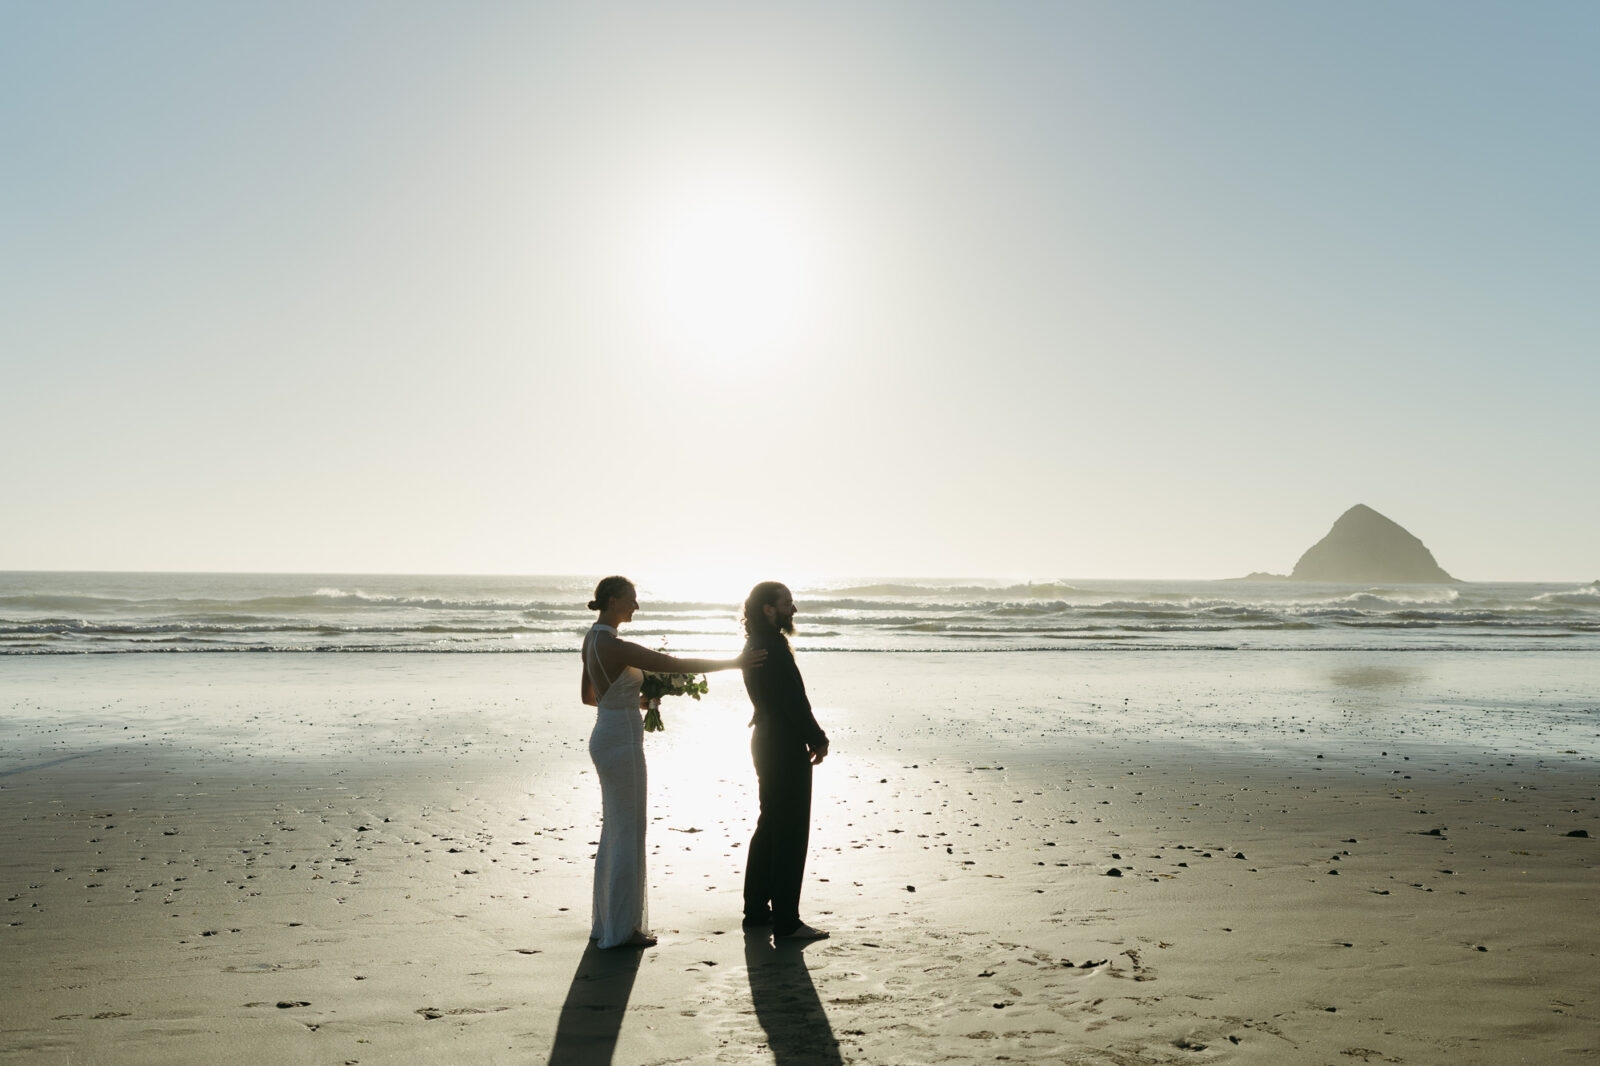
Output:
top-left (743, 727), bottom-right (813, 934)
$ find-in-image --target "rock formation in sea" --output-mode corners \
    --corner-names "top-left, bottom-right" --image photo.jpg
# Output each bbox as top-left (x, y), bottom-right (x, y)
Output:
top-left (1290, 504), bottom-right (1457, 583)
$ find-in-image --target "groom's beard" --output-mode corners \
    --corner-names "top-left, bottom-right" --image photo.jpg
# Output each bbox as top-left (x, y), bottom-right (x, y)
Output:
top-left (778, 617), bottom-right (795, 635)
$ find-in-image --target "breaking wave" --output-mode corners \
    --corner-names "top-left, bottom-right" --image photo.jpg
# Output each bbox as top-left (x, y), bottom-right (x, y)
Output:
top-left (3, 574), bottom-right (1597, 655)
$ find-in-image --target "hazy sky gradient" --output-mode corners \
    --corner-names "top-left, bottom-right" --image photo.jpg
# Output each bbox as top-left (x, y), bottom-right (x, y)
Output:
top-left (5, 2), bottom-right (1597, 582)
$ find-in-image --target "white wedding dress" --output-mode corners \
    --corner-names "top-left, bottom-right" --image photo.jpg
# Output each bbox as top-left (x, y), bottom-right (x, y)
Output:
top-left (585, 624), bottom-right (650, 948)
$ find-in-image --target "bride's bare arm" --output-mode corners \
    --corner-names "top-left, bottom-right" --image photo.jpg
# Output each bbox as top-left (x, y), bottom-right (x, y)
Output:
top-left (599, 632), bottom-right (765, 675)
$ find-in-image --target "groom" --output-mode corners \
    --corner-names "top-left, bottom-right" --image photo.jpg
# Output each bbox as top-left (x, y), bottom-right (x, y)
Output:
top-left (740, 581), bottom-right (830, 940)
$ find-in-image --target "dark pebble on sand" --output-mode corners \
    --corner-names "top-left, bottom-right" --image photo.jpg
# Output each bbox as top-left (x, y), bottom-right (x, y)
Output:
top-left (1105, 868), bottom-right (1123, 877)
top-left (905, 885), bottom-right (916, 892)
top-left (1566, 829), bottom-right (1589, 838)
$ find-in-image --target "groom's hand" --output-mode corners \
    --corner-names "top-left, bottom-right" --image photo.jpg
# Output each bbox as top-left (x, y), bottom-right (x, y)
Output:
top-left (809, 742), bottom-right (828, 766)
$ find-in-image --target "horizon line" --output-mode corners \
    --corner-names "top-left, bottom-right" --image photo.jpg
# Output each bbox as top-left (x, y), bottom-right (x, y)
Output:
top-left (2, 568), bottom-right (1595, 586)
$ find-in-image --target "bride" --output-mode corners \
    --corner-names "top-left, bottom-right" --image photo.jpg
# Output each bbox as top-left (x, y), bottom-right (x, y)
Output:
top-left (581, 576), bottom-right (765, 948)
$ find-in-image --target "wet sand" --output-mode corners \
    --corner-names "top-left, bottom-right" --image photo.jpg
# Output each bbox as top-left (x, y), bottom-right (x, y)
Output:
top-left (1, 652), bottom-right (1596, 1064)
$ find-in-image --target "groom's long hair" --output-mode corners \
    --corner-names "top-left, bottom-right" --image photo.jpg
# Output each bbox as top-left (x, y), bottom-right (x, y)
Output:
top-left (741, 581), bottom-right (790, 644)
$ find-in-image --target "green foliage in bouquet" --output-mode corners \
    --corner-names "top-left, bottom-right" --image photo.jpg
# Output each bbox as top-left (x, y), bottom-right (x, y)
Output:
top-left (639, 672), bottom-right (709, 732)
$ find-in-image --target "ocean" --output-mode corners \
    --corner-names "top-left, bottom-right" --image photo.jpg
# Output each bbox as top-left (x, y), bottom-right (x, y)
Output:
top-left (2, 571), bottom-right (1597, 655)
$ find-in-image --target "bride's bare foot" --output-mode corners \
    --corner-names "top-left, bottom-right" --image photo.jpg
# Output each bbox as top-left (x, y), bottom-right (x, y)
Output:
top-left (619, 930), bottom-right (657, 948)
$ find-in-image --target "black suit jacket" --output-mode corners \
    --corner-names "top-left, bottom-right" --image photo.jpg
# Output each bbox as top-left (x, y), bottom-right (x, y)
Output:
top-left (743, 632), bottom-right (828, 750)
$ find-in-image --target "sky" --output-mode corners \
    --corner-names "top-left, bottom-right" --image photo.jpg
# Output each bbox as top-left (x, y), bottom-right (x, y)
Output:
top-left (4, 1), bottom-right (1597, 583)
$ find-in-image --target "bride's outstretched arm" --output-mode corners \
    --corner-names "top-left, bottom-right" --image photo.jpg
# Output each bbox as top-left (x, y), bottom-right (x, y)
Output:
top-left (602, 633), bottom-right (765, 675)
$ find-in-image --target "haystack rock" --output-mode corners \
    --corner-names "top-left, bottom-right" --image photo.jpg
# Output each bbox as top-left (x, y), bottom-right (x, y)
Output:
top-left (1291, 504), bottom-right (1457, 583)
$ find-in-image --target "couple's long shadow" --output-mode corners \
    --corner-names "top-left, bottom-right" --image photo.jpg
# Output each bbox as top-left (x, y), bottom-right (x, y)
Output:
top-left (547, 941), bottom-right (643, 1066)
top-left (547, 933), bottom-right (840, 1065)
top-left (745, 931), bottom-right (844, 1065)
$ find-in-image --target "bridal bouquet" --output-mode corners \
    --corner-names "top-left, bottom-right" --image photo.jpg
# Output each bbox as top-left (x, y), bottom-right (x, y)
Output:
top-left (639, 671), bottom-right (709, 732)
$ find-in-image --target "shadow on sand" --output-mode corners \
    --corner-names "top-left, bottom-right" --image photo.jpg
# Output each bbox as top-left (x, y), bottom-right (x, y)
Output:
top-left (744, 930), bottom-right (843, 1065)
top-left (547, 941), bottom-right (644, 1066)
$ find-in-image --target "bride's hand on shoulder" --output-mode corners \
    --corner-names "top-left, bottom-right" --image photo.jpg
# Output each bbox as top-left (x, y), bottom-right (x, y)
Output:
top-left (737, 648), bottom-right (767, 670)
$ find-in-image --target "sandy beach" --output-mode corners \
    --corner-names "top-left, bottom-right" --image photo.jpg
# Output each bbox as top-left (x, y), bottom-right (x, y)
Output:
top-left (2, 651), bottom-right (1596, 1065)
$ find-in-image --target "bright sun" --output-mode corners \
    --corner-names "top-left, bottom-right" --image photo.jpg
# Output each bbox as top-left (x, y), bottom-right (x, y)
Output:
top-left (632, 182), bottom-right (825, 358)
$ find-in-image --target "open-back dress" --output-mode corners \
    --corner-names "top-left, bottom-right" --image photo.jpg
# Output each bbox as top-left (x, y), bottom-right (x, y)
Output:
top-left (584, 624), bottom-right (650, 948)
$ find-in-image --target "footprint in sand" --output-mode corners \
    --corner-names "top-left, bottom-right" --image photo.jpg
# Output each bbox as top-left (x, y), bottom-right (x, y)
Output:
top-left (415, 1006), bottom-right (508, 1020)
top-left (222, 960), bottom-right (319, 973)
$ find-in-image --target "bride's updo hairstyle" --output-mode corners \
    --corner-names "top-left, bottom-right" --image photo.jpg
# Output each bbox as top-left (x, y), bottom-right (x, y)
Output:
top-left (588, 575), bottom-right (635, 612)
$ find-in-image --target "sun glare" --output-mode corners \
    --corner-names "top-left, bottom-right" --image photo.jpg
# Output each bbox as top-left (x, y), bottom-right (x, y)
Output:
top-left (640, 559), bottom-right (767, 615)
top-left (632, 183), bottom-right (826, 359)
